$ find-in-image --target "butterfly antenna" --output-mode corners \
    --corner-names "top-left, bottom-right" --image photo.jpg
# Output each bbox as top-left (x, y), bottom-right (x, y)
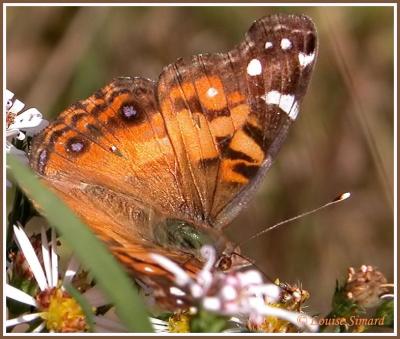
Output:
top-left (239, 192), bottom-right (351, 247)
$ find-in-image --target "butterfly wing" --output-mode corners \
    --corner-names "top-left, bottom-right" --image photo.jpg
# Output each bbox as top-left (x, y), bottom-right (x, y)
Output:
top-left (157, 14), bottom-right (317, 228)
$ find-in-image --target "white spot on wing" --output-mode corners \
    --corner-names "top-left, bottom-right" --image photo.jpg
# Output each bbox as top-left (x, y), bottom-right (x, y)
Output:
top-left (290, 101), bottom-right (300, 120)
top-left (262, 91), bottom-right (280, 105)
top-left (265, 41), bottom-right (273, 49)
top-left (247, 58), bottom-right (262, 76)
top-left (207, 87), bottom-right (218, 97)
top-left (261, 90), bottom-right (299, 120)
top-left (280, 38), bottom-right (292, 50)
top-left (298, 51), bottom-right (315, 68)
top-left (144, 266), bottom-right (154, 273)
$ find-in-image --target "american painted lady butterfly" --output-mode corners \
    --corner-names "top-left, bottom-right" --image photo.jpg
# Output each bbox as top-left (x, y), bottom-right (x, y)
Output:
top-left (29, 14), bottom-right (317, 308)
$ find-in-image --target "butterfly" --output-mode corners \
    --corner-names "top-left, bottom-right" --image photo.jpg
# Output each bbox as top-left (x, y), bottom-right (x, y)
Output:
top-left (29, 13), bottom-right (317, 308)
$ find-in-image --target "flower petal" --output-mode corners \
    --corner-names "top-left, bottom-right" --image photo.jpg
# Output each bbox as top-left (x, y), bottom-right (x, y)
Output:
top-left (13, 225), bottom-right (48, 290)
top-left (150, 253), bottom-right (191, 286)
top-left (203, 296), bottom-right (222, 311)
top-left (93, 325), bottom-right (114, 333)
top-left (51, 228), bottom-right (58, 287)
top-left (197, 245), bottom-right (215, 291)
top-left (6, 89), bottom-right (15, 101)
top-left (257, 304), bottom-right (318, 332)
top-left (62, 255), bottom-right (80, 286)
top-left (94, 315), bottom-right (127, 332)
top-left (238, 270), bottom-right (263, 285)
top-left (5, 284), bottom-right (37, 307)
top-left (83, 286), bottom-right (109, 308)
top-left (150, 317), bottom-right (169, 333)
top-left (150, 317), bottom-right (168, 325)
top-left (25, 119), bottom-right (49, 136)
top-left (247, 284), bottom-right (281, 301)
top-left (6, 129), bottom-right (19, 139)
top-left (9, 99), bottom-right (25, 114)
top-left (32, 322), bottom-right (46, 333)
top-left (9, 108), bottom-right (48, 134)
top-left (5, 313), bottom-right (42, 327)
top-left (170, 286), bottom-right (186, 297)
top-left (41, 227), bottom-right (52, 287)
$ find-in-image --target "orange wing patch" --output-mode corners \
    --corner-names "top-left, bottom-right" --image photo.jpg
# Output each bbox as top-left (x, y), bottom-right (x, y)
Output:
top-left (230, 130), bottom-right (264, 165)
top-left (195, 76), bottom-right (227, 111)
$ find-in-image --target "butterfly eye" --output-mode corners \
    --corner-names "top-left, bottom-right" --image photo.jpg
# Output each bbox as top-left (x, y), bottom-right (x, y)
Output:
top-left (216, 255), bottom-right (232, 272)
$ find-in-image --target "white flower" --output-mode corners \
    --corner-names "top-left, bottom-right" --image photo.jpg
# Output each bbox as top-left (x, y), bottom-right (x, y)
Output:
top-left (151, 246), bottom-right (318, 333)
top-left (5, 89), bottom-right (48, 141)
top-left (5, 225), bottom-right (114, 333)
top-left (5, 90), bottom-right (48, 186)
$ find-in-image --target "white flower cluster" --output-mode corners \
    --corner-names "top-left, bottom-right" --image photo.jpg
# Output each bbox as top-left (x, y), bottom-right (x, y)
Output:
top-left (5, 89), bottom-right (48, 163)
top-left (151, 246), bottom-right (318, 332)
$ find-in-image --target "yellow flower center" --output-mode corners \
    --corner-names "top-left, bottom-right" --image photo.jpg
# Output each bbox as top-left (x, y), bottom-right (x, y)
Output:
top-left (248, 304), bottom-right (293, 333)
top-left (39, 288), bottom-right (87, 332)
top-left (168, 312), bottom-right (190, 333)
top-left (250, 315), bottom-right (291, 333)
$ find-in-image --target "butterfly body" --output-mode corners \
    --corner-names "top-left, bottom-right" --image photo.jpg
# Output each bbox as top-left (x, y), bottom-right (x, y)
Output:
top-left (29, 14), bottom-right (317, 307)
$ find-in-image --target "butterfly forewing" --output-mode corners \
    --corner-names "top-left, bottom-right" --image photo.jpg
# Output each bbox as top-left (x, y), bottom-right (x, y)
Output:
top-left (215, 14), bottom-right (317, 226)
top-left (157, 14), bottom-right (317, 228)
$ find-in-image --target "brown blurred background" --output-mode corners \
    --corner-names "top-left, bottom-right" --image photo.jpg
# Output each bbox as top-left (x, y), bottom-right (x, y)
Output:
top-left (6, 6), bottom-right (394, 315)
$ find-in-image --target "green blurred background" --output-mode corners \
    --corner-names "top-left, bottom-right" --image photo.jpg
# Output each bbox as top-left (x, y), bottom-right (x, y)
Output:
top-left (6, 6), bottom-right (394, 315)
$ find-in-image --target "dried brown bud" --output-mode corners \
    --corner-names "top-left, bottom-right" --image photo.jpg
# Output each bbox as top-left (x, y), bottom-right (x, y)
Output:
top-left (36, 287), bottom-right (69, 309)
top-left (344, 265), bottom-right (389, 308)
top-left (279, 282), bottom-right (310, 311)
